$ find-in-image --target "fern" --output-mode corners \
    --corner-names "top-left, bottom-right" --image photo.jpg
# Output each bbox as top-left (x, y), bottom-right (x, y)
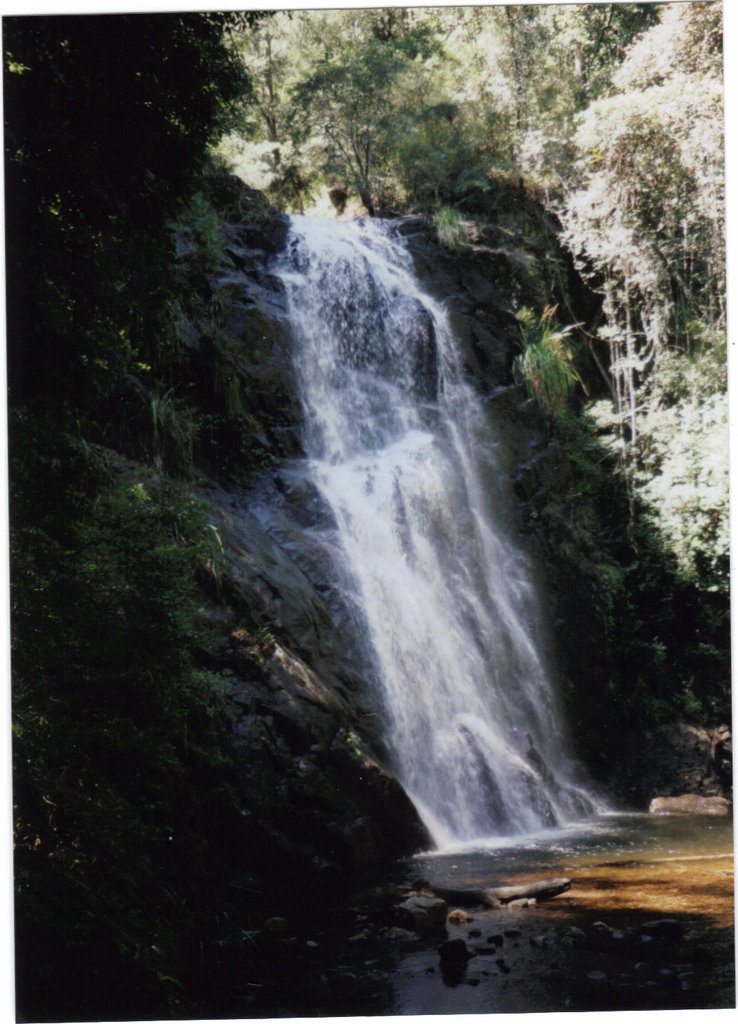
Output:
top-left (433, 204), bottom-right (467, 251)
top-left (513, 305), bottom-right (583, 416)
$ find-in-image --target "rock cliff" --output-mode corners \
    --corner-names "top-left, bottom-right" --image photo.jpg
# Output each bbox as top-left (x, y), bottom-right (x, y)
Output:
top-left (178, 173), bottom-right (729, 900)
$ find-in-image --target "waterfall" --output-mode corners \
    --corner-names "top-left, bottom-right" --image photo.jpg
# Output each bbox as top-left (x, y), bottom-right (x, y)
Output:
top-left (276, 215), bottom-right (598, 848)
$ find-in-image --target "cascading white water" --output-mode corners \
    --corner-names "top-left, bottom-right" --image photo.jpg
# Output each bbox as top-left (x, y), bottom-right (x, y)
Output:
top-left (277, 215), bottom-right (598, 848)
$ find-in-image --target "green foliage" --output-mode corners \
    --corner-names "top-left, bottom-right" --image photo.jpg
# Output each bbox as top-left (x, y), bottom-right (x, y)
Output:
top-left (387, 101), bottom-right (493, 210)
top-left (11, 438), bottom-right (237, 1018)
top-left (227, 4), bottom-right (660, 216)
top-left (4, 13), bottom-right (249, 422)
top-left (5, 14), bottom-right (260, 1019)
top-left (550, 4), bottom-right (729, 732)
top-left (618, 327), bottom-right (727, 593)
top-left (534, 405), bottom-right (730, 769)
top-left (289, 14), bottom-right (439, 215)
top-left (585, 322), bottom-right (729, 599)
top-left (149, 388), bottom-right (199, 476)
top-left (513, 306), bottom-right (583, 416)
top-left (560, 4), bottom-right (725, 476)
top-left (433, 204), bottom-right (467, 251)
top-left (172, 191), bottom-right (227, 272)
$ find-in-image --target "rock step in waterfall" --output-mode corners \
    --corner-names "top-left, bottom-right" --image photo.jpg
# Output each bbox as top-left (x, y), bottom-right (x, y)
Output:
top-left (275, 215), bottom-right (601, 847)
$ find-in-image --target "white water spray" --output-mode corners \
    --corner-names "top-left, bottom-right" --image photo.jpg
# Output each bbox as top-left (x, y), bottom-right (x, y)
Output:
top-left (276, 216), bottom-right (598, 846)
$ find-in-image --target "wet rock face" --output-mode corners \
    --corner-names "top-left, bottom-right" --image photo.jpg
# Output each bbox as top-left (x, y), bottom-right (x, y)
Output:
top-left (211, 223), bottom-right (303, 462)
top-left (195, 483), bottom-right (429, 891)
top-left (173, 180), bottom-right (433, 892)
top-left (395, 216), bottom-right (518, 391)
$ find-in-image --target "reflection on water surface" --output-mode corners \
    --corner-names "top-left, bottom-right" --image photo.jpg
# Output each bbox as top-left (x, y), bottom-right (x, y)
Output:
top-left (410, 813), bottom-right (734, 926)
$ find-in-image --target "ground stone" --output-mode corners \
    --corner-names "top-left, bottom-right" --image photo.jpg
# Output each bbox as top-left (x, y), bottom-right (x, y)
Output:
top-left (439, 939), bottom-right (473, 964)
top-left (638, 920), bottom-right (685, 941)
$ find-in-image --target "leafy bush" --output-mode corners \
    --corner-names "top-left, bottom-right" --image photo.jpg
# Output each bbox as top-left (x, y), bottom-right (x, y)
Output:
top-left (532, 405), bottom-right (730, 769)
top-left (171, 190), bottom-right (227, 272)
top-left (390, 103), bottom-right (492, 210)
top-left (628, 329), bottom-right (727, 593)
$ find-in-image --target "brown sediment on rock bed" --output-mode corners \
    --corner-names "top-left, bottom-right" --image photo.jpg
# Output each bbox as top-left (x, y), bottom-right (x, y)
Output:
top-left (424, 854), bottom-right (735, 1013)
top-left (500, 851), bottom-right (735, 931)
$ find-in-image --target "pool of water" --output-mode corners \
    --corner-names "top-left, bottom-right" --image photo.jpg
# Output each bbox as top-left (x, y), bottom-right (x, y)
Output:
top-left (411, 812), bottom-right (733, 908)
top-left (242, 812), bottom-right (734, 1017)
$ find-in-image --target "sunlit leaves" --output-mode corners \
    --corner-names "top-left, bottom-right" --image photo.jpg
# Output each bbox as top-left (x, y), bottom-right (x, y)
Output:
top-left (559, 4), bottom-right (726, 600)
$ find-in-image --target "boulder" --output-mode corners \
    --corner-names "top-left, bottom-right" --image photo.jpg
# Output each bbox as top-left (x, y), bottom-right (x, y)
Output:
top-left (380, 926), bottom-right (416, 942)
top-left (396, 895), bottom-right (449, 935)
top-left (328, 183), bottom-right (348, 215)
top-left (649, 794), bottom-right (730, 816)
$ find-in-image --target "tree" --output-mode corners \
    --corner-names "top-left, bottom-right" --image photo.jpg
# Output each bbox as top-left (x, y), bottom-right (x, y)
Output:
top-left (561, 2), bottom-right (724, 470)
top-left (4, 13), bottom-right (249, 419)
top-left (289, 11), bottom-right (438, 215)
top-left (560, 2), bottom-right (726, 601)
